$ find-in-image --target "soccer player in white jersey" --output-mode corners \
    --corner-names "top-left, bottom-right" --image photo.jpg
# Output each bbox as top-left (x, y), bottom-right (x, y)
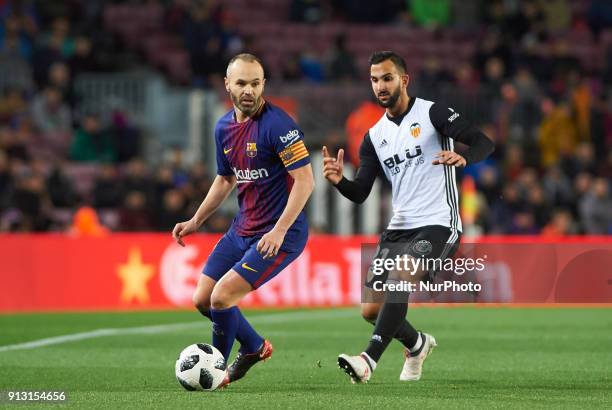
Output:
top-left (322, 51), bottom-right (494, 383)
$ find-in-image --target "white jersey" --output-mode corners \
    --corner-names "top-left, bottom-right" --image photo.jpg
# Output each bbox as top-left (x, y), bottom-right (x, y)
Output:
top-left (368, 97), bottom-right (462, 232)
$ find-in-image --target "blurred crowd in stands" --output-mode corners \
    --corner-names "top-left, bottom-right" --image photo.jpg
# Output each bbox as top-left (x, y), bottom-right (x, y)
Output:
top-left (0, 0), bottom-right (611, 235)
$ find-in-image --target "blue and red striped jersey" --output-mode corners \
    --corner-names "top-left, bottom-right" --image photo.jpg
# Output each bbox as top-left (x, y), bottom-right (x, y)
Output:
top-left (215, 101), bottom-right (310, 237)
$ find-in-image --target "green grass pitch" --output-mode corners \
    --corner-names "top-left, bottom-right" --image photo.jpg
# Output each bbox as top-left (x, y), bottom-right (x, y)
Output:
top-left (0, 306), bottom-right (610, 409)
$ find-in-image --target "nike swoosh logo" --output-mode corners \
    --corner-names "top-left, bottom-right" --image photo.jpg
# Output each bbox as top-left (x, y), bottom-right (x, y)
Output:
top-left (224, 147), bottom-right (233, 154)
top-left (241, 263), bottom-right (257, 272)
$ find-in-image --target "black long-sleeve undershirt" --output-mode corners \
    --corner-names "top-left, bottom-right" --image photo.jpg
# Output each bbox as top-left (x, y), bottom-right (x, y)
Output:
top-left (335, 132), bottom-right (381, 204)
top-left (428, 102), bottom-right (495, 165)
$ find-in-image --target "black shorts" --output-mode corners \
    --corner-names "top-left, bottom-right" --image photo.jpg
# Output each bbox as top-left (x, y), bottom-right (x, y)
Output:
top-left (364, 225), bottom-right (461, 289)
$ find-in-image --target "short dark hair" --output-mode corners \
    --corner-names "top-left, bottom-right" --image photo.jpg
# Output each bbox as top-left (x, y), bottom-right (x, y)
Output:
top-left (368, 51), bottom-right (407, 74)
top-left (226, 53), bottom-right (265, 77)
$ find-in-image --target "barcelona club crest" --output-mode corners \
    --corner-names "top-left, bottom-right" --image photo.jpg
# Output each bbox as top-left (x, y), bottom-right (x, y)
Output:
top-left (246, 142), bottom-right (257, 158)
top-left (410, 122), bottom-right (421, 138)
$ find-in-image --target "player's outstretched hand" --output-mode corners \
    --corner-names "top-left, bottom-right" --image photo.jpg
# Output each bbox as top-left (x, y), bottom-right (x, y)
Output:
top-left (172, 219), bottom-right (200, 247)
top-left (322, 146), bottom-right (344, 185)
top-left (257, 228), bottom-right (286, 259)
top-left (432, 151), bottom-right (466, 167)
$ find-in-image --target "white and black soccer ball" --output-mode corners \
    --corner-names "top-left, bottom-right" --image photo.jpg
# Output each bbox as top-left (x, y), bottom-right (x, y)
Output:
top-left (175, 343), bottom-right (226, 391)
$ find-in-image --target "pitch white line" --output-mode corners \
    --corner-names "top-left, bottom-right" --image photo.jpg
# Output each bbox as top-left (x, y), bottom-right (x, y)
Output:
top-left (0, 309), bottom-right (356, 353)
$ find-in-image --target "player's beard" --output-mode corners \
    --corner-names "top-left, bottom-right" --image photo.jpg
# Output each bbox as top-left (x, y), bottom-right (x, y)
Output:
top-left (231, 92), bottom-right (261, 117)
top-left (376, 86), bottom-right (401, 108)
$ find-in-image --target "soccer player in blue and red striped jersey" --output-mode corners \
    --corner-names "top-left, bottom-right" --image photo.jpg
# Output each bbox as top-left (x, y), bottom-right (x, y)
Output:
top-left (172, 54), bottom-right (314, 386)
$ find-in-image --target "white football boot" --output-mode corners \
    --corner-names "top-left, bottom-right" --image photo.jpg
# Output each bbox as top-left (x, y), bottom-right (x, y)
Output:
top-left (399, 332), bottom-right (437, 381)
top-left (337, 353), bottom-right (373, 384)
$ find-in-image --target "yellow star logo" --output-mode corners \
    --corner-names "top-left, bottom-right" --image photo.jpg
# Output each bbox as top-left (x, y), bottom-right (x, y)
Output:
top-left (117, 247), bottom-right (155, 304)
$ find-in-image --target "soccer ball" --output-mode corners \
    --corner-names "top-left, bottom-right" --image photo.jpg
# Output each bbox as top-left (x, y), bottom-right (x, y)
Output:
top-left (175, 343), bottom-right (226, 391)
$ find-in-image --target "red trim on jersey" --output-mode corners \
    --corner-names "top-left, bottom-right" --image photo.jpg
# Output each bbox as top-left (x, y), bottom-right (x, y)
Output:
top-left (230, 119), bottom-right (253, 231)
top-left (241, 120), bottom-right (264, 231)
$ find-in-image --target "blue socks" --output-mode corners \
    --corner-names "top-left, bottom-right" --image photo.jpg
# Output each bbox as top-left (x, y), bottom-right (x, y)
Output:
top-left (236, 310), bottom-right (264, 354)
top-left (210, 307), bottom-right (239, 360)
top-left (210, 306), bottom-right (263, 360)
